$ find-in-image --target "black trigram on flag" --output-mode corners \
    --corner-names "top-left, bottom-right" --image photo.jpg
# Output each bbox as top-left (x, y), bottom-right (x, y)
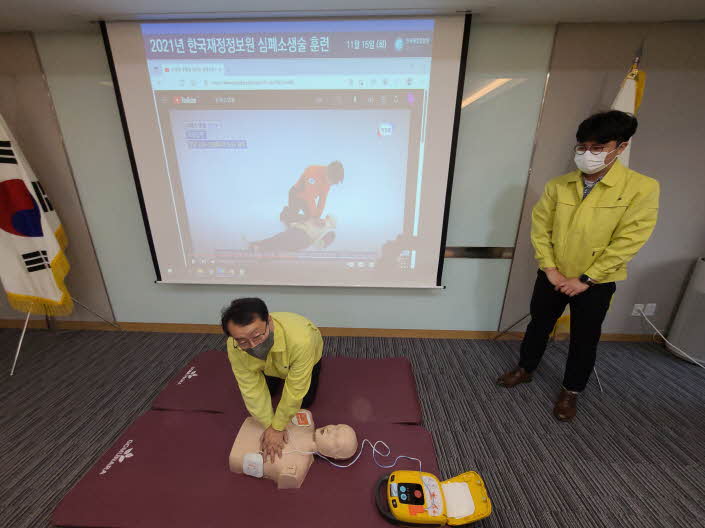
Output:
top-left (0, 140), bottom-right (18, 164)
top-left (22, 250), bottom-right (51, 273)
top-left (31, 181), bottom-right (54, 213)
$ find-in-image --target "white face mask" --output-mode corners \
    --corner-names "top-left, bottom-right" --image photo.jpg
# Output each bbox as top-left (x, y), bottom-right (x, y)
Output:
top-left (574, 147), bottom-right (619, 175)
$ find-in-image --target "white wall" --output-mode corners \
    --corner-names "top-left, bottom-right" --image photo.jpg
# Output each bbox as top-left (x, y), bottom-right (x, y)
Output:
top-left (33, 22), bottom-right (555, 329)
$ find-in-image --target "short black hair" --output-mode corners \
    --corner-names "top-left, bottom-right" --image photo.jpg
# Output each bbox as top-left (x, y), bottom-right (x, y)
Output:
top-left (328, 160), bottom-right (344, 184)
top-left (576, 110), bottom-right (638, 145)
top-left (220, 297), bottom-right (269, 336)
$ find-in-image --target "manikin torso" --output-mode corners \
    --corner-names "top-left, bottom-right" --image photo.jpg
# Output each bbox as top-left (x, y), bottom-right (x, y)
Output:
top-left (229, 410), bottom-right (357, 489)
top-left (229, 412), bottom-right (317, 489)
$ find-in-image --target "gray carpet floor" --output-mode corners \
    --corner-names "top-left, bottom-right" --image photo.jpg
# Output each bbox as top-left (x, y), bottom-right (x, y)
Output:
top-left (1, 328), bottom-right (704, 528)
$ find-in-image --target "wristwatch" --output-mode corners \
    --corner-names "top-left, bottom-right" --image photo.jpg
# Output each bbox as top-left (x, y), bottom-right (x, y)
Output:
top-left (579, 274), bottom-right (595, 286)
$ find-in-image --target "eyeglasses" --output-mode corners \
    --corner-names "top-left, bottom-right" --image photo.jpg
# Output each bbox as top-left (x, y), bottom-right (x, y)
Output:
top-left (234, 322), bottom-right (268, 348)
top-left (574, 144), bottom-right (619, 155)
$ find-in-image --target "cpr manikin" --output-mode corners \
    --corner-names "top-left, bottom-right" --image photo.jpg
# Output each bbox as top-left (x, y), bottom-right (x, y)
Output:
top-left (229, 410), bottom-right (358, 489)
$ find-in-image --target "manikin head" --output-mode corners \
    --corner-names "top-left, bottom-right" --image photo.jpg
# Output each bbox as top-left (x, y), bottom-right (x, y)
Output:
top-left (314, 424), bottom-right (358, 459)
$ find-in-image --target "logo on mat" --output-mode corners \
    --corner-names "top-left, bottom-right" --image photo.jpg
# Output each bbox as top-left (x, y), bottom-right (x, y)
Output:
top-left (177, 366), bottom-right (198, 385)
top-left (99, 440), bottom-right (134, 475)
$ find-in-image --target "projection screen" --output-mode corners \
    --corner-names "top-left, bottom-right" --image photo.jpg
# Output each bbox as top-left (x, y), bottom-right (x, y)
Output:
top-left (103, 16), bottom-right (468, 287)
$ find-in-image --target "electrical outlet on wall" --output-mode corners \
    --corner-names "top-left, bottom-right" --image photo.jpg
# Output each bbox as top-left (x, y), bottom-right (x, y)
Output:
top-left (632, 304), bottom-right (645, 316)
top-left (644, 303), bottom-right (657, 316)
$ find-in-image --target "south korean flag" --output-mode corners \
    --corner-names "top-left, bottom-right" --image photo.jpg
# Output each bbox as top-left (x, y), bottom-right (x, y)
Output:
top-left (0, 112), bottom-right (73, 316)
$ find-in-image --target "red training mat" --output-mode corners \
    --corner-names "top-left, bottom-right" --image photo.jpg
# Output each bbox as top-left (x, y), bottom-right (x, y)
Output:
top-left (52, 410), bottom-right (438, 528)
top-left (152, 351), bottom-right (423, 425)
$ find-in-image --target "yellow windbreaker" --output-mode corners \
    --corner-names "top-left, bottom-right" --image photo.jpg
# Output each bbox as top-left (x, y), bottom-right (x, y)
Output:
top-left (531, 160), bottom-right (659, 282)
top-left (226, 312), bottom-right (323, 431)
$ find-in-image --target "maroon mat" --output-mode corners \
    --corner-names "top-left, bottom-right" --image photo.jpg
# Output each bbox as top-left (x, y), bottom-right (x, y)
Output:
top-left (152, 351), bottom-right (423, 425)
top-left (151, 349), bottom-right (248, 416)
top-left (311, 357), bottom-right (422, 424)
top-left (52, 410), bottom-right (438, 528)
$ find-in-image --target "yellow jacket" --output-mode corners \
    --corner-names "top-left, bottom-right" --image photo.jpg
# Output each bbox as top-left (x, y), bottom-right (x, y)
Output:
top-left (531, 160), bottom-right (659, 282)
top-left (226, 312), bottom-right (323, 431)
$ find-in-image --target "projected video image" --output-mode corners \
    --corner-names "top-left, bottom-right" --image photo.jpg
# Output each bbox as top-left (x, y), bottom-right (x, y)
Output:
top-left (105, 16), bottom-right (466, 285)
top-left (169, 108), bottom-right (411, 259)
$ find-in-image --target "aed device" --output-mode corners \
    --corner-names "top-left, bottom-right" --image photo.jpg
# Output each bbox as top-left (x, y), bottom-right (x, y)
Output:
top-left (376, 470), bottom-right (491, 526)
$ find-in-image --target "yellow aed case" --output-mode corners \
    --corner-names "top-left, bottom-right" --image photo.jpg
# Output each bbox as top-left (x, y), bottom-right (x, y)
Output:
top-left (375, 470), bottom-right (491, 526)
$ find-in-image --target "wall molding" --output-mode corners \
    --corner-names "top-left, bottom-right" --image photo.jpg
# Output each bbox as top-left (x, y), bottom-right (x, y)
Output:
top-left (0, 318), bottom-right (656, 342)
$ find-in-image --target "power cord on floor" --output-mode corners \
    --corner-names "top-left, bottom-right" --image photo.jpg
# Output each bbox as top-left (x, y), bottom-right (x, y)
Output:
top-left (637, 307), bottom-right (705, 370)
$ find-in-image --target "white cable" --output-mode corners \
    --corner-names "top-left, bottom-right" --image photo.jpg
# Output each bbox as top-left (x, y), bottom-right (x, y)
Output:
top-left (638, 308), bottom-right (705, 370)
top-left (286, 439), bottom-right (422, 473)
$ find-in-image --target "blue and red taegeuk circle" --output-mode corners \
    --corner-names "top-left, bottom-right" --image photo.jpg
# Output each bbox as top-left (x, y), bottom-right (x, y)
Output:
top-left (0, 179), bottom-right (43, 237)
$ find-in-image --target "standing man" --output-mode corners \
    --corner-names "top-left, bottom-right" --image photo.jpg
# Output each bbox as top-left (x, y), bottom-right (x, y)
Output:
top-left (280, 161), bottom-right (344, 225)
top-left (221, 298), bottom-right (323, 461)
top-left (498, 111), bottom-right (659, 421)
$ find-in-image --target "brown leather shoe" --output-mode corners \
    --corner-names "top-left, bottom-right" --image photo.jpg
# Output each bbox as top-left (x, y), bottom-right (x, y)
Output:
top-left (553, 389), bottom-right (578, 421)
top-left (496, 367), bottom-right (532, 388)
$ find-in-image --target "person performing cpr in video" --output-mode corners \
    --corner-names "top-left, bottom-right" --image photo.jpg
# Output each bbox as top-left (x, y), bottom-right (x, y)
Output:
top-left (279, 161), bottom-right (344, 225)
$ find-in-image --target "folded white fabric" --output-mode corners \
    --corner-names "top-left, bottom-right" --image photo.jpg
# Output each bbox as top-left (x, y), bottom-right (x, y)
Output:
top-left (441, 482), bottom-right (475, 519)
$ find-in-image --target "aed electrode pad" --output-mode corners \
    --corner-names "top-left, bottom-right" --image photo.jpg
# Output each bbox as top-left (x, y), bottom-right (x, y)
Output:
top-left (243, 453), bottom-right (264, 478)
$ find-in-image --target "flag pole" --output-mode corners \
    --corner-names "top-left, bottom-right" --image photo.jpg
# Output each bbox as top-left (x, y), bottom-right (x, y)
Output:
top-left (10, 304), bottom-right (33, 376)
top-left (632, 39), bottom-right (645, 71)
top-left (71, 297), bottom-right (123, 330)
